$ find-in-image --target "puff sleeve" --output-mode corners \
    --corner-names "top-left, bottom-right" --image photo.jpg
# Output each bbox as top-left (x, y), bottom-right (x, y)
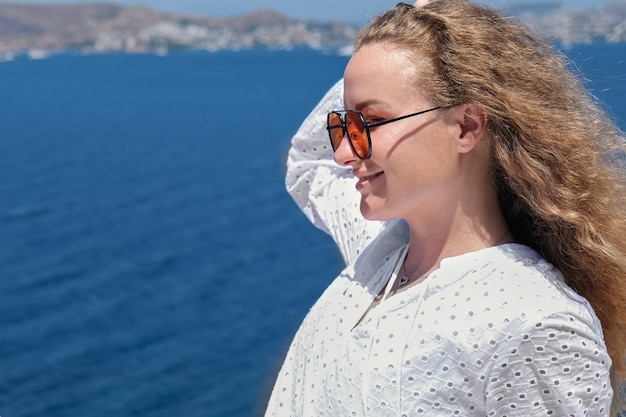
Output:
top-left (285, 79), bottom-right (387, 265)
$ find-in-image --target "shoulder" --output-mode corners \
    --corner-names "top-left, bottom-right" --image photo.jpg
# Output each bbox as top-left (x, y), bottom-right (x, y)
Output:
top-left (424, 244), bottom-right (605, 343)
top-left (482, 244), bottom-right (600, 324)
top-left (440, 244), bottom-right (597, 312)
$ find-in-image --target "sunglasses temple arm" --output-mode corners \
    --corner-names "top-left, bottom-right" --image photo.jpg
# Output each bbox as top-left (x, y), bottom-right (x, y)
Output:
top-left (367, 106), bottom-right (443, 128)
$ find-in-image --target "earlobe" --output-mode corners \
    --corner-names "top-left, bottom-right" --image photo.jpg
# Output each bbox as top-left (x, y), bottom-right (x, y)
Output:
top-left (458, 104), bottom-right (487, 153)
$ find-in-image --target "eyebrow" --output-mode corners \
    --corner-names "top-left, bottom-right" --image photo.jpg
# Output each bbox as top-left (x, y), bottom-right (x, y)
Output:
top-left (353, 99), bottom-right (388, 111)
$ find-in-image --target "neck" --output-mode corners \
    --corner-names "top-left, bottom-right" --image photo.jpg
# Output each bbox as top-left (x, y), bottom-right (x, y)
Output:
top-left (402, 193), bottom-right (513, 280)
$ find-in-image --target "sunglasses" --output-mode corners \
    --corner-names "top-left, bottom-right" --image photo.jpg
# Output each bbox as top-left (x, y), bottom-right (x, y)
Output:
top-left (326, 106), bottom-right (442, 160)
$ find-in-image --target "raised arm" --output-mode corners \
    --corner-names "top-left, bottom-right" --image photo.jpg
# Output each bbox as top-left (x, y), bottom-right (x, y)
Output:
top-left (285, 80), bottom-right (386, 265)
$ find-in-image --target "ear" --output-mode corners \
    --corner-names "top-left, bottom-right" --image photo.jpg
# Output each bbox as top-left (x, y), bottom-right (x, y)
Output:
top-left (456, 104), bottom-right (487, 154)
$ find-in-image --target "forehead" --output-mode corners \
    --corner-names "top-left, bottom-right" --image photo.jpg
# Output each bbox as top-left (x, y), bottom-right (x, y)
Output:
top-left (343, 43), bottom-right (429, 109)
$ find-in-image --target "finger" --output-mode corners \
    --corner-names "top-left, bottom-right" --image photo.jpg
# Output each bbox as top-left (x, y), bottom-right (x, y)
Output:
top-left (414, 0), bottom-right (429, 7)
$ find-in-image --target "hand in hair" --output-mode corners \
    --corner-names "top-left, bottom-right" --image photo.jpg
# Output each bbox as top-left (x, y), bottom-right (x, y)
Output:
top-left (414, 0), bottom-right (429, 6)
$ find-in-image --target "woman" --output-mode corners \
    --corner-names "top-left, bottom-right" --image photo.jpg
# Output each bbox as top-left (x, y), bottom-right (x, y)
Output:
top-left (266, 1), bottom-right (626, 416)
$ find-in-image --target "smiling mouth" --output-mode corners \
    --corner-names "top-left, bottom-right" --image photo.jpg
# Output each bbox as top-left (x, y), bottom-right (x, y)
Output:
top-left (356, 171), bottom-right (384, 190)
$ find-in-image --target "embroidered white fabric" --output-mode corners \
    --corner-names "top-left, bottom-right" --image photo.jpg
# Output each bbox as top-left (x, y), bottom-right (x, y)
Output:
top-left (265, 79), bottom-right (613, 417)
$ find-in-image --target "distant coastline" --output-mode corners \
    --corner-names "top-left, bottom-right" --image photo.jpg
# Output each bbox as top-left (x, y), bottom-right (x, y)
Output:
top-left (0, 2), bottom-right (625, 61)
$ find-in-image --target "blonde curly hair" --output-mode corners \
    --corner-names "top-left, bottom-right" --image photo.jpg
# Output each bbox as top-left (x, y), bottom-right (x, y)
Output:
top-left (356, 0), bottom-right (626, 412)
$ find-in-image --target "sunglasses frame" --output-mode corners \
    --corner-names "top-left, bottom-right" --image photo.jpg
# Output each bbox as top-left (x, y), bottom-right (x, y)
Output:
top-left (326, 106), bottom-right (443, 160)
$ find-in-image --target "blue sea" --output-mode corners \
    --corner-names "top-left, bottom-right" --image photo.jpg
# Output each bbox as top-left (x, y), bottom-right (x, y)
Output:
top-left (0, 44), bottom-right (624, 417)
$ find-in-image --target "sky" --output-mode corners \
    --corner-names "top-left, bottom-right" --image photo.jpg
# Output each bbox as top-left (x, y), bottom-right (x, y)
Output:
top-left (6, 0), bottom-right (622, 23)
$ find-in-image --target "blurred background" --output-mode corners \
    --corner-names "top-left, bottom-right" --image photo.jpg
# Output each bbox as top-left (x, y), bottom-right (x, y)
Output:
top-left (3, 0), bottom-right (625, 22)
top-left (0, 1), bottom-right (625, 416)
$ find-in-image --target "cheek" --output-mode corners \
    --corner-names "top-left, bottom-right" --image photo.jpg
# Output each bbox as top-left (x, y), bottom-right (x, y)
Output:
top-left (384, 135), bottom-right (459, 188)
top-left (369, 126), bottom-right (412, 160)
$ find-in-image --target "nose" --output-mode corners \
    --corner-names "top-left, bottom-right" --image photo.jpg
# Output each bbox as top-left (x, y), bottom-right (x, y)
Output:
top-left (333, 134), bottom-right (360, 166)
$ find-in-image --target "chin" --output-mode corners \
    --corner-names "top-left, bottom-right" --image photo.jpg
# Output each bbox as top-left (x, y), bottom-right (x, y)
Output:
top-left (360, 202), bottom-right (391, 222)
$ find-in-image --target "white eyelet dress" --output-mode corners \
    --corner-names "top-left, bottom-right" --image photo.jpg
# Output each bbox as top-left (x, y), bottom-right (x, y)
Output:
top-left (264, 79), bottom-right (613, 417)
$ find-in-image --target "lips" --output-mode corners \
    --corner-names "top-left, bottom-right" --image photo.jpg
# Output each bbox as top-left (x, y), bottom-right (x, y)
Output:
top-left (356, 171), bottom-right (384, 190)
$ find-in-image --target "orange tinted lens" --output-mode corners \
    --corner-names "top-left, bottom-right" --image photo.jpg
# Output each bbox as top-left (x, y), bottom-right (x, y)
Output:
top-left (327, 113), bottom-right (344, 151)
top-left (345, 112), bottom-right (368, 158)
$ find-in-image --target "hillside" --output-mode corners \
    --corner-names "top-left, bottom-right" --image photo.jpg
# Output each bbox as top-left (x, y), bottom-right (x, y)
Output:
top-left (0, 2), bottom-right (358, 56)
top-left (0, 1), bottom-right (625, 58)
